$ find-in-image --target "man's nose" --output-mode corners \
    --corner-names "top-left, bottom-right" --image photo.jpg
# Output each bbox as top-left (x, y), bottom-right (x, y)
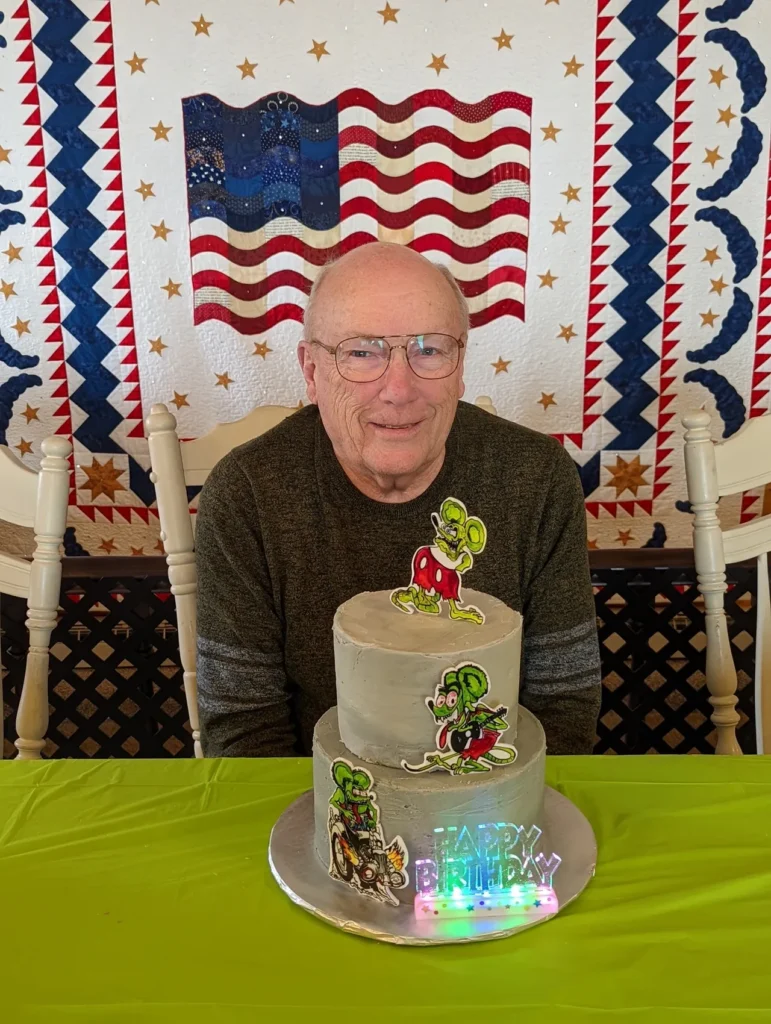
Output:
top-left (379, 346), bottom-right (418, 398)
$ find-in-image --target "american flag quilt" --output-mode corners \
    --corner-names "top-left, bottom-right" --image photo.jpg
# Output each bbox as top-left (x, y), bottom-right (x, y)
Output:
top-left (0, 0), bottom-right (769, 555)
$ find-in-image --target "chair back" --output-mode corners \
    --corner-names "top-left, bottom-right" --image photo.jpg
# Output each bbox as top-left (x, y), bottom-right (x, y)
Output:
top-left (0, 437), bottom-right (71, 758)
top-left (147, 396), bottom-right (499, 757)
top-left (683, 410), bottom-right (771, 754)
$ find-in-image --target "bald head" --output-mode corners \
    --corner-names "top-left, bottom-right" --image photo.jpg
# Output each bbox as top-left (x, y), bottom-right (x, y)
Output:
top-left (297, 240), bottom-right (468, 502)
top-left (303, 242), bottom-right (469, 341)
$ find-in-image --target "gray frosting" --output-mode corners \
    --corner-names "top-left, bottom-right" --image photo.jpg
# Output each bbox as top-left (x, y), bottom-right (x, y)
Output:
top-left (313, 705), bottom-right (546, 905)
top-left (334, 589), bottom-right (522, 768)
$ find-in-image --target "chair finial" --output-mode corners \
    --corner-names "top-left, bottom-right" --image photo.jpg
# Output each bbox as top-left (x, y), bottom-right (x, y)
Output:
top-left (40, 436), bottom-right (72, 459)
top-left (146, 403), bottom-right (178, 434)
top-left (682, 409), bottom-right (712, 432)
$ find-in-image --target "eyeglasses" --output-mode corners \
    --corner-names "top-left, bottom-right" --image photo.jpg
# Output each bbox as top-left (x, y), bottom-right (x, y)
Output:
top-left (311, 334), bottom-right (464, 383)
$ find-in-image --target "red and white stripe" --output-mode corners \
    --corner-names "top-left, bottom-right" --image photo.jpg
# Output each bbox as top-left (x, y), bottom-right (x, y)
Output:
top-left (190, 89), bottom-right (531, 335)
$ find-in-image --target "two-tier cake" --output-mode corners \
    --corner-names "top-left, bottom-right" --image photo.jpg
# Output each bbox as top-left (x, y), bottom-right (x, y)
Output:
top-left (269, 498), bottom-right (595, 943)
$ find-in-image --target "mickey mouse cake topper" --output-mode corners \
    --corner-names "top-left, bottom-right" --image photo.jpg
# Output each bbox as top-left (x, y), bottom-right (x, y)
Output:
top-left (391, 496), bottom-right (487, 624)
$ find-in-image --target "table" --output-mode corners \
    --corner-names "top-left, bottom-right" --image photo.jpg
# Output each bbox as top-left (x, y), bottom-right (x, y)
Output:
top-left (1, 756), bottom-right (770, 1023)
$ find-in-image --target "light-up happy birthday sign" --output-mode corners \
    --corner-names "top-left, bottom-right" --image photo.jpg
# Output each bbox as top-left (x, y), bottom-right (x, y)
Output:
top-left (413, 822), bottom-right (561, 920)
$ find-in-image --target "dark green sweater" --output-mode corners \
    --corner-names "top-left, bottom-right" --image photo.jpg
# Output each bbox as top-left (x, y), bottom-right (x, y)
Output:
top-left (195, 402), bottom-right (601, 757)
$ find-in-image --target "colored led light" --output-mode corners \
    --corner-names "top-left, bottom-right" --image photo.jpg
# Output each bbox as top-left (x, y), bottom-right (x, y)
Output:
top-left (414, 821), bottom-right (561, 920)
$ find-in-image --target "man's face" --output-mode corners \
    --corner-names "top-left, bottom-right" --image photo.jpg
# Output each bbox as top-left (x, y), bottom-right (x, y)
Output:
top-left (298, 252), bottom-right (465, 488)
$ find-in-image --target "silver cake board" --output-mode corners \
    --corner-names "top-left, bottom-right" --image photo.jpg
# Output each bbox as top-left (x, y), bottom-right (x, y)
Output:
top-left (269, 786), bottom-right (597, 946)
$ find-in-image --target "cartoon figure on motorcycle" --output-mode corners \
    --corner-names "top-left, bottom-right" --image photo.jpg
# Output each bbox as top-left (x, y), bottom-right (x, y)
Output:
top-left (328, 758), bottom-right (409, 906)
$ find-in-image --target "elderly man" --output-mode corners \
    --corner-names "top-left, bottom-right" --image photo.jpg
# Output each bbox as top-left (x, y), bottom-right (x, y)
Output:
top-left (195, 243), bottom-right (601, 757)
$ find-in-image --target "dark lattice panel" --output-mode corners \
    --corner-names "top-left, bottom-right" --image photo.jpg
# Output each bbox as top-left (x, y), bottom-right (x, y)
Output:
top-left (1, 565), bottom-right (761, 758)
top-left (592, 565), bottom-right (758, 754)
top-left (2, 576), bottom-right (193, 759)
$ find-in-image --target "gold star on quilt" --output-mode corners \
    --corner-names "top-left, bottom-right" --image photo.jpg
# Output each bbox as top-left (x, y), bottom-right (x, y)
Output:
top-left (308, 40), bottom-right (330, 61)
top-left (3, 242), bottom-right (22, 262)
top-left (161, 278), bottom-right (182, 298)
top-left (22, 404), bottom-right (39, 423)
top-left (709, 276), bottom-right (728, 296)
top-left (145, 0), bottom-right (159, 5)
top-left (80, 457), bottom-right (126, 501)
top-left (279, 0), bottom-right (294, 4)
top-left (378, 3), bottom-right (399, 23)
top-left (99, 538), bottom-right (118, 554)
top-left (253, 341), bottom-right (272, 358)
top-left (150, 121), bottom-right (172, 141)
top-left (135, 180), bottom-right (155, 200)
top-left (561, 183), bottom-right (581, 202)
top-left (154, 538), bottom-right (166, 553)
top-left (215, 372), bottom-right (234, 389)
top-left (606, 455), bottom-right (650, 498)
top-left (709, 66), bottom-right (728, 88)
top-left (427, 53), bottom-right (448, 75)
top-left (492, 29), bottom-right (513, 49)
top-left (125, 53), bottom-right (147, 74)
top-left (12, 317), bottom-right (30, 338)
top-left (131, 547), bottom-right (145, 556)
top-left (192, 14), bottom-right (213, 35)
top-left (700, 309), bottom-right (720, 328)
top-left (15, 438), bottom-right (32, 457)
top-left (149, 337), bottom-right (167, 356)
top-left (491, 356), bottom-right (510, 374)
top-left (171, 392), bottom-right (189, 409)
top-left (702, 247), bottom-right (720, 266)
top-left (550, 213), bottom-right (569, 234)
top-left (152, 220), bottom-right (172, 240)
top-left (562, 55), bottom-right (584, 77)
top-left (237, 57), bottom-right (258, 78)
top-left (0, 279), bottom-right (16, 300)
top-left (538, 270), bottom-right (558, 288)
top-left (703, 146), bottom-right (722, 168)
top-left (541, 121), bottom-right (561, 142)
top-left (717, 106), bottom-right (736, 127)
top-left (587, 538), bottom-right (598, 550)
top-left (0, 144), bottom-right (11, 163)
top-left (616, 530), bottom-right (633, 547)
top-left (537, 392), bottom-right (557, 410)
top-left (557, 323), bottom-right (576, 342)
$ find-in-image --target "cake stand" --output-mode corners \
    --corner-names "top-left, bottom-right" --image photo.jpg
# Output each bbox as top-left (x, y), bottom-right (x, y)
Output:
top-left (269, 785), bottom-right (596, 946)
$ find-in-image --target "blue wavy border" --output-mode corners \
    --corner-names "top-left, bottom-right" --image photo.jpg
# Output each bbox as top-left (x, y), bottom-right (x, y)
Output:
top-left (32, 0), bottom-right (153, 504)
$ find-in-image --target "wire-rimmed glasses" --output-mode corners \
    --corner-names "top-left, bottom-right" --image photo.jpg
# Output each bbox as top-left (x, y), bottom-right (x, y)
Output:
top-left (311, 334), bottom-right (464, 383)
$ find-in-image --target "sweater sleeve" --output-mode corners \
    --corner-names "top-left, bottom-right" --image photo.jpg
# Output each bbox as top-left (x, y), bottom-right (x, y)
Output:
top-left (195, 454), bottom-right (298, 757)
top-left (519, 443), bottom-right (602, 755)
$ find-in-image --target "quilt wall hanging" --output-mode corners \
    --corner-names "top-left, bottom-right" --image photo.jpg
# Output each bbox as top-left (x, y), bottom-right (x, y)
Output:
top-left (0, 0), bottom-right (769, 554)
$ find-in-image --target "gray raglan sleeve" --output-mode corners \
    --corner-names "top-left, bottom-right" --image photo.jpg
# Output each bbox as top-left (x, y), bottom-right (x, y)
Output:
top-left (519, 443), bottom-right (602, 754)
top-left (194, 454), bottom-right (298, 757)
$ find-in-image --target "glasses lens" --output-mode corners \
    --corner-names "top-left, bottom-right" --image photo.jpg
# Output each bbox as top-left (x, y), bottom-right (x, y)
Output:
top-left (406, 334), bottom-right (459, 379)
top-left (336, 337), bottom-right (390, 382)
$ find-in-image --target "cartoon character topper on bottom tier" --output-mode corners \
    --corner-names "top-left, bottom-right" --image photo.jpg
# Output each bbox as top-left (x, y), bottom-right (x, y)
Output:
top-left (402, 663), bottom-right (517, 774)
top-left (391, 496), bottom-right (487, 624)
top-left (328, 758), bottom-right (409, 906)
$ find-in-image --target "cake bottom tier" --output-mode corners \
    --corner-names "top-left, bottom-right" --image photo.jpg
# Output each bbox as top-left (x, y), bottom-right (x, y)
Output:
top-left (313, 705), bottom-right (546, 906)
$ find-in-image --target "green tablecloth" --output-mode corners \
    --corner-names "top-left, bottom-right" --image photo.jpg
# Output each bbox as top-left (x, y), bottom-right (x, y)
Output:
top-left (1, 756), bottom-right (770, 1023)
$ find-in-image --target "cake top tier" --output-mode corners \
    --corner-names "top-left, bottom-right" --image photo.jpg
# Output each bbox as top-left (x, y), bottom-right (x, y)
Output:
top-left (334, 588), bottom-right (520, 656)
top-left (333, 589), bottom-right (523, 769)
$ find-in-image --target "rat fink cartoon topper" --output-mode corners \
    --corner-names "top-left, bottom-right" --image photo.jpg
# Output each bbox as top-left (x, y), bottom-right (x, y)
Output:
top-left (402, 663), bottom-right (517, 775)
top-left (327, 758), bottom-right (409, 906)
top-left (391, 497), bottom-right (487, 625)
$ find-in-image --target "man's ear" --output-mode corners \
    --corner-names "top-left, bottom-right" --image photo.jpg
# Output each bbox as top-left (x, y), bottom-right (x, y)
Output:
top-left (297, 340), bottom-right (318, 404)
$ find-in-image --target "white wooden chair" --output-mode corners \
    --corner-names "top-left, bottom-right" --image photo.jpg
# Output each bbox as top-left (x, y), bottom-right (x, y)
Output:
top-left (147, 396), bottom-right (499, 758)
top-left (0, 436), bottom-right (71, 759)
top-left (683, 410), bottom-right (771, 755)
